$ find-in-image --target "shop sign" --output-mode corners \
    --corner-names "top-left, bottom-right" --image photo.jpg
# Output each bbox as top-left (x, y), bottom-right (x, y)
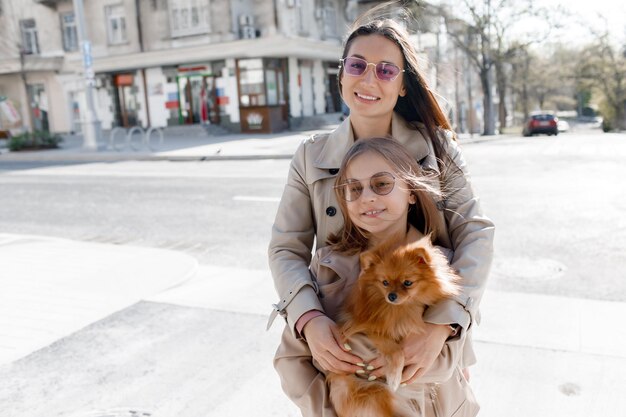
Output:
top-left (0, 98), bottom-right (22, 124)
top-left (115, 74), bottom-right (134, 86)
top-left (247, 112), bottom-right (263, 129)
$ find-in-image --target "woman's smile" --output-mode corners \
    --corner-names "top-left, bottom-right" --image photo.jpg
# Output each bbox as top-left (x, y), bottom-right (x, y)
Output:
top-left (354, 92), bottom-right (381, 103)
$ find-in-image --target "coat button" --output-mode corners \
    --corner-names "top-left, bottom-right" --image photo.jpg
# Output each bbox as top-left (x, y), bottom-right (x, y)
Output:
top-left (329, 168), bottom-right (339, 175)
top-left (326, 206), bottom-right (337, 216)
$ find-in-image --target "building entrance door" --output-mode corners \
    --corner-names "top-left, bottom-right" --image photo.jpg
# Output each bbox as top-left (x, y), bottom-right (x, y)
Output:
top-left (113, 73), bottom-right (138, 127)
top-left (27, 84), bottom-right (49, 132)
top-left (178, 75), bottom-right (219, 125)
top-left (202, 76), bottom-right (220, 125)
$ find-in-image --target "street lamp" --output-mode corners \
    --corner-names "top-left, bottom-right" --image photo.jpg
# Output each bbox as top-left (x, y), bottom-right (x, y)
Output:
top-left (72, 0), bottom-right (101, 151)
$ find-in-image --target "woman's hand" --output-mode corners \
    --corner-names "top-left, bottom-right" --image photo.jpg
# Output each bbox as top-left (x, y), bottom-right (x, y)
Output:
top-left (303, 315), bottom-right (363, 374)
top-left (369, 323), bottom-right (450, 383)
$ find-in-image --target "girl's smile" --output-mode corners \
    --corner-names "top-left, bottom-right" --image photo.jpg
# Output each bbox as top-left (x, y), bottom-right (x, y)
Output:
top-left (362, 209), bottom-right (385, 217)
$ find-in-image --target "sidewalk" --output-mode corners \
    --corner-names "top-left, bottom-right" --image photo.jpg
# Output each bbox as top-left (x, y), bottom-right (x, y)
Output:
top-left (0, 234), bottom-right (198, 365)
top-left (0, 233), bottom-right (625, 416)
top-left (0, 125), bottom-right (507, 163)
top-left (3, 129), bottom-right (619, 416)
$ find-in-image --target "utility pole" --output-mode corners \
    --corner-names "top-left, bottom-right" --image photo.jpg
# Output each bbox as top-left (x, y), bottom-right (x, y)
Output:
top-left (72, 0), bottom-right (101, 150)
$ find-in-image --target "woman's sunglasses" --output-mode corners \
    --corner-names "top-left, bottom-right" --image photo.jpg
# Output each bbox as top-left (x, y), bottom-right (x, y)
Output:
top-left (340, 56), bottom-right (405, 82)
top-left (335, 172), bottom-right (396, 202)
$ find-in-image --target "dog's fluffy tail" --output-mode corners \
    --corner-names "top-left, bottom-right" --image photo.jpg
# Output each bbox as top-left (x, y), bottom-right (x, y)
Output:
top-left (328, 374), bottom-right (395, 417)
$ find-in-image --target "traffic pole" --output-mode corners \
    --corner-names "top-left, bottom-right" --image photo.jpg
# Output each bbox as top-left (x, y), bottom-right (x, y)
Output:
top-left (72, 0), bottom-right (101, 151)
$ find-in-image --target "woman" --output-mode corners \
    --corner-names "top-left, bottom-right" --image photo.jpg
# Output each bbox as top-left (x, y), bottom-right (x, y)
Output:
top-left (268, 14), bottom-right (494, 415)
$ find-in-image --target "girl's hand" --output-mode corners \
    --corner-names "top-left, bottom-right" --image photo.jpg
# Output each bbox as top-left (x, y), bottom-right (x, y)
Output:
top-left (368, 322), bottom-right (450, 383)
top-left (303, 315), bottom-right (363, 375)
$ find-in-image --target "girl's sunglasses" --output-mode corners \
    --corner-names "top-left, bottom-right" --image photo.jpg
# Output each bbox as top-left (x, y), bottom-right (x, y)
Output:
top-left (335, 172), bottom-right (396, 202)
top-left (340, 56), bottom-right (405, 82)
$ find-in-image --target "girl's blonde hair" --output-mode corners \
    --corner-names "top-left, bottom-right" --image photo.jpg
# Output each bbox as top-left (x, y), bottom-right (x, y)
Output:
top-left (328, 137), bottom-right (441, 254)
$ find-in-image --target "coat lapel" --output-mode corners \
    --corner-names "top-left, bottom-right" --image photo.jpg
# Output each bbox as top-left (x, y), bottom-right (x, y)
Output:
top-left (314, 117), bottom-right (354, 169)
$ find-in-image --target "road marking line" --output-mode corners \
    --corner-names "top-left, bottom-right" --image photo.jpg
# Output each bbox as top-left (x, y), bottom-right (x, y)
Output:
top-left (233, 196), bottom-right (280, 202)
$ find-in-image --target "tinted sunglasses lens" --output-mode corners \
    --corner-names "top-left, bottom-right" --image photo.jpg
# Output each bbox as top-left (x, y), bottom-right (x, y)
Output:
top-left (375, 63), bottom-right (401, 81)
top-left (343, 180), bottom-right (363, 201)
top-left (343, 57), bottom-right (367, 76)
top-left (371, 173), bottom-right (395, 195)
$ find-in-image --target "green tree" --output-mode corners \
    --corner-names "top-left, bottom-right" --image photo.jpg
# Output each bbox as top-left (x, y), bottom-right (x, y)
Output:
top-left (576, 32), bottom-right (626, 130)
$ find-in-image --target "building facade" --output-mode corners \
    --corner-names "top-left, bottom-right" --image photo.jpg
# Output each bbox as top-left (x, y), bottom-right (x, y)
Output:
top-left (0, 0), bottom-right (351, 134)
top-left (0, 0), bottom-right (485, 136)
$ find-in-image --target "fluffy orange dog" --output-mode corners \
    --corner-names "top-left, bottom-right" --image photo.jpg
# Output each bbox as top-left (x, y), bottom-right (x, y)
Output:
top-left (327, 235), bottom-right (460, 417)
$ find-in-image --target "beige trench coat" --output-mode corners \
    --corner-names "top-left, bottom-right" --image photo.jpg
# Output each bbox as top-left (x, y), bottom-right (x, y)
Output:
top-left (274, 243), bottom-right (480, 417)
top-left (268, 113), bottom-right (495, 337)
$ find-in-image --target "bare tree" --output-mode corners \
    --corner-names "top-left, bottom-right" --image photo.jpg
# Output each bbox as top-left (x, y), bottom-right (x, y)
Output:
top-left (440, 2), bottom-right (496, 135)
top-left (439, 0), bottom-right (554, 134)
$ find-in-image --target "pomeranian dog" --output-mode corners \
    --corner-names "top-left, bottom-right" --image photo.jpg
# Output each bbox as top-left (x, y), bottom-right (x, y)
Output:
top-left (327, 235), bottom-right (460, 417)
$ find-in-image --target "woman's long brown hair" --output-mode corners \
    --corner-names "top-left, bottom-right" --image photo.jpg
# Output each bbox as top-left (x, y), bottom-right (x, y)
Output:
top-left (338, 6), bottom-right (460, 176)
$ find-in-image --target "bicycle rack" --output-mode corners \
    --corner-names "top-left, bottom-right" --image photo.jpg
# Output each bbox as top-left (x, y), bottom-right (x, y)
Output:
top-left (108, 127), bottom-right (165, 152)
top-left (145, 127), bottom-right (164, 152)
top-left (108, 127), bottom-right (126, 151)
top-left (127, 126), bottom-right (144, 151)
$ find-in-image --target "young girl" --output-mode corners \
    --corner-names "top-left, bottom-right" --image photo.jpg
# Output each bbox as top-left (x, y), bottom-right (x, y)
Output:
top-left (274, 137), bottom-right (478, 417)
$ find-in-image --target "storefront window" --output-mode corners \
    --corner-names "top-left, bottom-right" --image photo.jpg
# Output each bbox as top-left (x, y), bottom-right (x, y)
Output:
top-left (238, 59), bottom-right (265, 106)
top-left (238, 58), bottom-right (286, 107)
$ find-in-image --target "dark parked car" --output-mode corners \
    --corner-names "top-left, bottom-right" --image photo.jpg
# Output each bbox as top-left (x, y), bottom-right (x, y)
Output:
top-left (523, 113), bottom-right (559, 136)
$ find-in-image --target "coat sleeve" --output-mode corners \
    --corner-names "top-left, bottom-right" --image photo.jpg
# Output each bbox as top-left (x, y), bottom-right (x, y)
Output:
top-left (274, 326), bottom-right (338, 417)
top-left (267, 140), bottom-right (325, 336)
top-left (413, 328), bottom-right (469, 383)
top-left (423, 138), bottom-right (495, 331)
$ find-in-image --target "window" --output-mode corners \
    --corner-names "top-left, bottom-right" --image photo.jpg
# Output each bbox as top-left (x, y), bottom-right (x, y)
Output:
top-left (61, 12), bottom-right (78, 51)
top-left (20, 19), bottom-right (39, 55)
top-left (150, 0), bottom-right (167, 10)
top-left (238, 59), bottom-right (265, 106)
top-left (238, 58), bottom-right (286, 107)
top-left (168, 0), bottom-right (210, 38)
top-left (321, 3), bottom-right (338, 39)
top-left (106, 4), bottom-right (127, 45)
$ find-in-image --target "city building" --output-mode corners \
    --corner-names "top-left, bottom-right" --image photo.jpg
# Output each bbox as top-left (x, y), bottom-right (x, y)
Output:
top-left (0, 0), bottom-right (483, 136)
top-left (0, 0), bottom-right (352, 134)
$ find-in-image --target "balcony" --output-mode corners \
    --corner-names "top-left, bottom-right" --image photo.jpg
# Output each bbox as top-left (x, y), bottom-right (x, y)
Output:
top-left (34, 0), bottom-right (68, 8)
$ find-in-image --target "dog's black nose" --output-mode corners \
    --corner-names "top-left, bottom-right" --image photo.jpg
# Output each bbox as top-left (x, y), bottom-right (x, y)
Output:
top-left (388, 293), bottom-right (397, 302)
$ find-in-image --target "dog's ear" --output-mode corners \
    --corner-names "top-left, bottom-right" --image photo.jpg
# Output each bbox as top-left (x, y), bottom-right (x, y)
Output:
top-left (360, 249), bottom-right (381, 271)
top-left (403, 236), bottom-right (433, 265)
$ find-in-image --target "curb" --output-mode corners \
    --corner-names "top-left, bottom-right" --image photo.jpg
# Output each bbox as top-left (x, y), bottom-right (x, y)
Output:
top-left (0, 153), bottom-right (295, 163)
top-left (0, 135), bottom-right (513, 163)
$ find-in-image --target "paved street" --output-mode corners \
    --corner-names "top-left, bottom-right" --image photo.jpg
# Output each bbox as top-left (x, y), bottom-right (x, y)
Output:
top-left (1, 127), bottom-right (625, 416)
top-left (1, 129), bottom-right (624, 299)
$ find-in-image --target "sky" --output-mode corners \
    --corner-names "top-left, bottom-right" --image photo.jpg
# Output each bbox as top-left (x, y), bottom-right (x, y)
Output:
top-left (533, 0), bottom-right (625, 44)
top-left (435, 0), bottom-right (625, 46)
